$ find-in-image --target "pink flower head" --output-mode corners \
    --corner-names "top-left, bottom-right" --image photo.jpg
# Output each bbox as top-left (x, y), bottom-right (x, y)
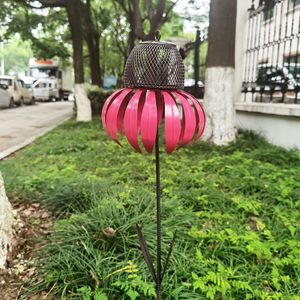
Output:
top-left (102, 88), bottom-right (205, 154)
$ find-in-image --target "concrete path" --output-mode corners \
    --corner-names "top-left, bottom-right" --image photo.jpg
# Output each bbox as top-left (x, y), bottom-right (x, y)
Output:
top-left (0, 102), bottom-right (73, 160)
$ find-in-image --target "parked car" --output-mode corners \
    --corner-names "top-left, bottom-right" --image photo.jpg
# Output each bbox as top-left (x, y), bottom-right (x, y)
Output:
top-left (0, 76), bottom-right (34, 106)
top-left (32, 78), bottom-right (60, 102)
top-left (0, 84), bottom-right (13, 108)
top-left (20, 76), bottom-right (36, 89)
top-left (17, 79), bottom-right (35, 104)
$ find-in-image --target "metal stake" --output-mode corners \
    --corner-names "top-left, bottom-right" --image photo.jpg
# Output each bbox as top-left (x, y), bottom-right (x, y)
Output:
top-left (136, 132), bottom-right (176, 299)
top-left (155, 133), bottom-right (161, 300)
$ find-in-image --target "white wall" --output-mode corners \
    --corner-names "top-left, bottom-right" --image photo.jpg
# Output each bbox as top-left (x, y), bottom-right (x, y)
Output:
top-left (237, 111), bottom-right (300, 149)
top-left (235, 0), bottom-right (300, 150)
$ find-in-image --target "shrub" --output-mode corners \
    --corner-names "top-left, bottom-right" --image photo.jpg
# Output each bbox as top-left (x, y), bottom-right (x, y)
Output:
top-left (86, 85), bottom-right (115, 116)
top-left (1, 121), bottom-right (300, 299)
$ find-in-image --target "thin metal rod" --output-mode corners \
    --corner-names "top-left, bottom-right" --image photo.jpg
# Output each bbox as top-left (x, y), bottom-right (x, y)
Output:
top-left (155, 134), bottom-right (161, 300)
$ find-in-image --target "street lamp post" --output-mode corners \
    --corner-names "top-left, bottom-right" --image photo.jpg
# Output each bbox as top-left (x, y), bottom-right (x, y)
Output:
top-left (194, 27), bottom-right (201, 95)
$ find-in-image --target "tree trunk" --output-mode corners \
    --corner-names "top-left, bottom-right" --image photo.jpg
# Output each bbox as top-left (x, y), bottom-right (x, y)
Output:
top-left (204, 0), bottom-right (237, 145)
top-left (66, 0), bottom-right (92, 121)
top-left (118, 0), bottom-right (171, 46)
top-left (83, 0), bottom-right (102, 86)
top-left (86, 33), bottom-right (102, 86)
top-left (128, 28), bottom-right (136, 52)
top-left (0, 173), bottom-right (15, 269)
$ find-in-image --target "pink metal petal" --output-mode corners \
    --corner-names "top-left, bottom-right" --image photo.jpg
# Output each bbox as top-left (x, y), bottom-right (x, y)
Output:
top-left (155, 90), bottom-right (164, 127)
top-left (102, 89), bottom-right (125, 131)
top-left (172, 91), bottom-right (196, 146)
top-left (162, 91), bottom-right (181, 154)
top-left (140, 90), bottom-right (158, 153)
top-left (105, 88), bottom-right (133, 143)
top-left (124, 89), bottom-right (146, 153)
top-left (178, 90), bottom-right (206, 142)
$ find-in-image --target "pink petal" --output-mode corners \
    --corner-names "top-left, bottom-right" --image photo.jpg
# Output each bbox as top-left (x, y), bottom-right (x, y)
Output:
top-left (124, 89), bottom-right (146, 153)
top-left (155, 90), bottom-right (164, 127)
top-left (140, 90), bottom-right (158, 153)
top-left (172, 91), bottom-right (196, 146)
top-left (102, 89), bottom-right (124, 131)
top-left (106, 89), bottom-right (133, 143)
top-left (162, 91), bottom-right (181, 154)
top-left (178, 90), bottom-right (206, 142)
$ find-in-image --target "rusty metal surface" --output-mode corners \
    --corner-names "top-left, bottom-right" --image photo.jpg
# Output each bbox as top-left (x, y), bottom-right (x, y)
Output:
top-left (124, 41), bottom-right (185, 90)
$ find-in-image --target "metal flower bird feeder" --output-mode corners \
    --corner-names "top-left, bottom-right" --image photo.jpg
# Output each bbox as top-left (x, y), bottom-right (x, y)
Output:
top-left (102, 33), bottom-right (206, 299)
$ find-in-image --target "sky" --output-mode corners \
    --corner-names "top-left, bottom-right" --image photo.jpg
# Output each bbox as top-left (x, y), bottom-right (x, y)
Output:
top-left (174, 0), bottom-right (211, 32)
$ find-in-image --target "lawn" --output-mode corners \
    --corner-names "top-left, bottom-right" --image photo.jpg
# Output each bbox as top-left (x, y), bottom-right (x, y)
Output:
top-left (1, 119), bottom-right (300, 299)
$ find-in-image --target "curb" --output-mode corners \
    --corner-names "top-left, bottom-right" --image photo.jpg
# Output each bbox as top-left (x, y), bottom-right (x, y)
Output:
top-left (0, 112), bottom-right (73, 161)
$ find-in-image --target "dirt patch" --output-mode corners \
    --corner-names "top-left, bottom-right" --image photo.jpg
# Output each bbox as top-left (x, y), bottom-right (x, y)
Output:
top-left (0, 201), bottom-right (53, 300)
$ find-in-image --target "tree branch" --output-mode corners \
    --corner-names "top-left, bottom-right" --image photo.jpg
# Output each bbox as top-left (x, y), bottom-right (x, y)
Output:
top-left (115, 0), bottom-right (129, 14)
top-left (36, 0), bottom-right (66, 7)
top-left (130, 0), bottom-right (145, 40)
top-left (15, 0), bottom-right (66, 8)
top-left (162, 0), bottom-right (179, 23)
top-left (144, 0), bottom-right (154, 20)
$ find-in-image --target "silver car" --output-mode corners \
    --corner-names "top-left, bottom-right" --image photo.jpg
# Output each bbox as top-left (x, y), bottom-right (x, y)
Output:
top-left (0, 84), bottom-right (13, 108)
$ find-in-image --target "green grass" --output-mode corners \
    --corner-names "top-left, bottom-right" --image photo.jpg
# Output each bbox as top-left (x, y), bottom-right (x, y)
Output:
top-left (1, 119), bottom-right (300, 299)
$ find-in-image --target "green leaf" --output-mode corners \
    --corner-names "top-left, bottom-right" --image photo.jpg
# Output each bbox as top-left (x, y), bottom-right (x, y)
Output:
top-left (94, 289), bottom-right (108, 300)
top-left (126, 289), bottom-right (139, 300)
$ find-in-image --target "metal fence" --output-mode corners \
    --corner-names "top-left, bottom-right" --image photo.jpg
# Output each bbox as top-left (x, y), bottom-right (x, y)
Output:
top-left (242, 0), bottom-right (300, 104)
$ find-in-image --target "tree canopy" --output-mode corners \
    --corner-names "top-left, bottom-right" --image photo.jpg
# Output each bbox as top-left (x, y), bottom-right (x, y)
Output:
top-left (0, 0), bottom-right (209, 86)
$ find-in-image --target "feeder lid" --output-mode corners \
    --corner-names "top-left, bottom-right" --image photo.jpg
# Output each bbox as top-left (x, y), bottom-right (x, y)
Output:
top-left (124, 40), bottom-right (185, 90)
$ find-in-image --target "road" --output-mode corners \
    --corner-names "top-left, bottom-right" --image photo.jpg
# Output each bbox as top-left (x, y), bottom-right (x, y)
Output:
top-left (0, 102), bottom-right (73, 160)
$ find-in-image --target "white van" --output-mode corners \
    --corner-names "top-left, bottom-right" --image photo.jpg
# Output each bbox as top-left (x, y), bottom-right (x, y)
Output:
top-left (0, 76), bottom-right (34, 106)
top-left (32, 78), bottom-right (60, 102)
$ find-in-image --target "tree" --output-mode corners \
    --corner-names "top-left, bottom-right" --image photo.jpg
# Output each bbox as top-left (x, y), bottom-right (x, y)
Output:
top-left (116, 0), bottom-right (180, 50)
top-left (81, 0), bottom-right (111, 86)
top-left (82, 0), bottom-right (101, 86)
top-left (0, 39), bottom-right (33, 75)
top-left (65, 0), bottom-right (92, 121)
top-left (204, 0), bottom-right (237, 145)
top-left (0, 2), bottom-right (71, 61)
top-left (0, 173), bottom-right (15, 269)
top-left (11, 0), bottom-right (92, 121)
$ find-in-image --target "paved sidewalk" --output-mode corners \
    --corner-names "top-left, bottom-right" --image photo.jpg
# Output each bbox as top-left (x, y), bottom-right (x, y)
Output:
top-left (0, 102), bottom-right (73, 160)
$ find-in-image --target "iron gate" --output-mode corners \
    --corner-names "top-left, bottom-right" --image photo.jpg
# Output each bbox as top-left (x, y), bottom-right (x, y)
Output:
top-left (242, 0), bottom-right (300, 104)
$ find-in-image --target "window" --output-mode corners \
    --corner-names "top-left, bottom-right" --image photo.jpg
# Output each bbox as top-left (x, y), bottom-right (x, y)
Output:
top-left (292, 0), bottom-right (300, 6)
top-left (264, 0), bottom-right (275, 20)
top-left (36, 82), bottom-right (47, 88)
top-left (18, 80), bottom-right (25, 87)
top-left (0, 79), bottom-right (12, 86)
top-left (30, 67), bottom-right (58, 78)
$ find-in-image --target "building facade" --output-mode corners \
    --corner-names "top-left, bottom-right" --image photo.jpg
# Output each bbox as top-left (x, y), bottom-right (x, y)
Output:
top-left (235, 0), bottom-right (300, 148)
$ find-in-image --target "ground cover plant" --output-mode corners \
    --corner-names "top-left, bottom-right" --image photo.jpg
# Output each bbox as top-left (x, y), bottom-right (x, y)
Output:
top-left (1, 119), bottom-right (300, 299)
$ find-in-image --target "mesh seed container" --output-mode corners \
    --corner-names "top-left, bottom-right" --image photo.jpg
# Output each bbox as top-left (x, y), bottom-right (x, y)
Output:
top-left (124, 41), bottom-right (185, 90)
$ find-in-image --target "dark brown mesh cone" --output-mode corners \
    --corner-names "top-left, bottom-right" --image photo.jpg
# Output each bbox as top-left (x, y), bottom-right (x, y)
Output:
top-left (124, 41), bottom-right (185, 90)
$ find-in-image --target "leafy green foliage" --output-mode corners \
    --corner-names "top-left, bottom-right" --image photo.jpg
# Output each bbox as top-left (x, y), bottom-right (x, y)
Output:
top-left (1, 120), bottom-right (300, 299)
top-left (0, 2), bottom-right (70, 61)
top-left (0, 38), bottom-right (32, 75)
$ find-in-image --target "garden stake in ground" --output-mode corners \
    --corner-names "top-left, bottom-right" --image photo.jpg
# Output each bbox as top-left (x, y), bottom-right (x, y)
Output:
top-left (101, 32), bottom-right (206, 299)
